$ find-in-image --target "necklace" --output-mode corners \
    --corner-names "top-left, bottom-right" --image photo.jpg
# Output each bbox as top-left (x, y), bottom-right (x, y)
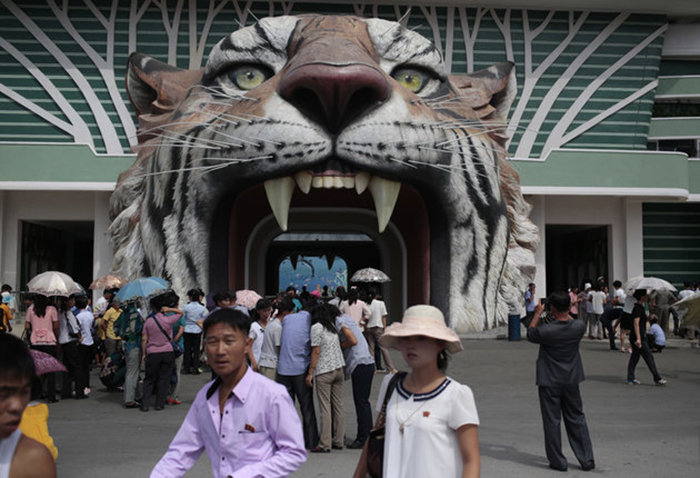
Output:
top-left (397, 397), bottom-right (428, 434)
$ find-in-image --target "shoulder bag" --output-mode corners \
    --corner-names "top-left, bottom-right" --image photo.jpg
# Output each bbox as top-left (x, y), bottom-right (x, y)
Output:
top-left (366, 371), bottom-right (407, 478)
top-left (152, 315), bottom-right (183, 358)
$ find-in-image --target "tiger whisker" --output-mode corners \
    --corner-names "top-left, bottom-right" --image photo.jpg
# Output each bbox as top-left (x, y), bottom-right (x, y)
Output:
top-left (191, 84), bottom-right (258, 102)
top-left (205, 126), bottom-right (263, 148)
top-left (129, 121), bottom-right (215, 140)
top-left (385, 156), bottom-right (418, 169)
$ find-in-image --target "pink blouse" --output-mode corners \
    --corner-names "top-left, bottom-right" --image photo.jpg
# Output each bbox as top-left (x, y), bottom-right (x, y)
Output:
top-left (26, 305), bottom-right (59, 345)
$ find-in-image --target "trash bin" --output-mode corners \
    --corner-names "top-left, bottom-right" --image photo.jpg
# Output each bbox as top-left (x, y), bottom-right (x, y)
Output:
top-left (508, 314), bottom-right (521, 341)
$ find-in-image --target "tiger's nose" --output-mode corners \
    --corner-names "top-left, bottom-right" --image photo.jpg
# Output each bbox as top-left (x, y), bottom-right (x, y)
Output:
top-left (278, 63), bottom-right (390, 134)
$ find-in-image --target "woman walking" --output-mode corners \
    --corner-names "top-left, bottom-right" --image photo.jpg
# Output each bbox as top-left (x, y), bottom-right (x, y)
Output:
top-left (307, 303), bottom-right (346, 453)
top-left (354, 305), bottom-right (480, 478)
top-left (365, 287), bottom-right (397, 374)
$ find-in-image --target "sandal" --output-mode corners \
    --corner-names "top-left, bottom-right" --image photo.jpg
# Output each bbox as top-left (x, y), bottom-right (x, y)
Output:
top-left (310, 446), bottom-right (330, 453)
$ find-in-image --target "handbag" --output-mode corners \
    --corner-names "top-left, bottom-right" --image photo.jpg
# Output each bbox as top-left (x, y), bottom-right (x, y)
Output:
top-left (152, 315), bottom-right (183, 358)
top-left (366, 371), bottom-right (406, 478)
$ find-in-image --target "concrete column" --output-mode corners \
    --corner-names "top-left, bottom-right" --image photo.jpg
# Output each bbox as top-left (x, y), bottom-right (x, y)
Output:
top-left (528, 195), bottom-right (547, 294)
top-left (624, 198), bottom-right (644, 279)
top-left (610, 197), bottom-right (628, 283)
top-left (92, 192), bottom-right (114, 303)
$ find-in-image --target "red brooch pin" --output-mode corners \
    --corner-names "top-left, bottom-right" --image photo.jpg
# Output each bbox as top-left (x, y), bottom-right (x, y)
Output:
top-left (244, 423), bottom-right (256, 432)
top-left (423, 411), bottom-right (430, 417)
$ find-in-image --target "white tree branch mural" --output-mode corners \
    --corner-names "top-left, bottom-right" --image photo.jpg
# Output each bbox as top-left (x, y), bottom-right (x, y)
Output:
top-left (0, 2), bottom-right (667, 158)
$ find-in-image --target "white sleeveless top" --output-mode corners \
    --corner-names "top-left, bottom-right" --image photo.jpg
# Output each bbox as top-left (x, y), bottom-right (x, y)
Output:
top-left (0, 429), bottom-right (22, 478)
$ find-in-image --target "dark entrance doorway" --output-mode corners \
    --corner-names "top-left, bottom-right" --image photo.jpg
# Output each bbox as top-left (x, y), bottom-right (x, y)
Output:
top-left (20, 220), bottom-right (94, 289)
top-left (545, 225), bottom-right (609, 293)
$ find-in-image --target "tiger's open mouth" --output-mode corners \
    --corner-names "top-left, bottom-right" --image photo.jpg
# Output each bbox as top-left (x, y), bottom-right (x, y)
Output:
top-left (263, 158), bottom-right (401, 233)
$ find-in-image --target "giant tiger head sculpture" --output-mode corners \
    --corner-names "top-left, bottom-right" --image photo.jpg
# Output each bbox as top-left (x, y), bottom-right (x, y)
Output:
top-left (109, 15), bottom-right (538, 332)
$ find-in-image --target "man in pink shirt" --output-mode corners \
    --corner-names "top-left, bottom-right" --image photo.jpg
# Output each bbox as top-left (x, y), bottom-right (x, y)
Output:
top-left (151, 308), bottom-right (306, 478)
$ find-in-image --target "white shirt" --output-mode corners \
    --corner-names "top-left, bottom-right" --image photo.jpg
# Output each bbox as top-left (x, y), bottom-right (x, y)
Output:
top-left (614, 288), bottom-right (626, 308)
top-left (377, 375), bottom-right (479, 478)
top-left (589, 291), bottom-right (606, 315)
top-left (258, 318), bottom-right (282, 369)
top-left (94, 296), bottom-right (109, 317)
top-left (367, 299), bottom-right (388, 328)
top-left (248, 321), bottom-right (265, 363)
top-left (76, 309), bottom-right (95, 346)
top-left (678, 289), bottom-right (695, 301)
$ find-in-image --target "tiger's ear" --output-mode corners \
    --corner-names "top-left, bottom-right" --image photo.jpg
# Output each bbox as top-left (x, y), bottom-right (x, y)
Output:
top-left (448, 61), bottom-right (516, 128)
top-left (126, 52), bottom-right (204, 142)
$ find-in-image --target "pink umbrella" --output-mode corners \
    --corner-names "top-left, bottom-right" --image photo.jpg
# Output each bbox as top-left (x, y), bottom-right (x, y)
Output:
top-left (236, 290), bottom-right (262, 310)
top-left (29, 349), bottom-right (66, 375)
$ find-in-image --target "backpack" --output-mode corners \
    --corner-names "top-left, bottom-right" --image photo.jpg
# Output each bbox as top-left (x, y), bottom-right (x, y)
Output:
top-left (114, 304), bottom-right (143, 341)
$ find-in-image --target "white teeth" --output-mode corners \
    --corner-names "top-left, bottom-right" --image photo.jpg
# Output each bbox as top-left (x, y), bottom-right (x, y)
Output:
top-left (264, 177), bottom-right (295, 231)
top-left (355, 172), bottom-right (370, 194)
top-left (263, 172), bottom-right (401, 233)
top-left (294, 172), bottom-right (312, 194)
top-left (368, 176), bottom-right (401, 233)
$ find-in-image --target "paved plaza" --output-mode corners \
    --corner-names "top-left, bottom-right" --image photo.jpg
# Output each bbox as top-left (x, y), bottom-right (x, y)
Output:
top-left (44, 335), bottom-right (698, 477)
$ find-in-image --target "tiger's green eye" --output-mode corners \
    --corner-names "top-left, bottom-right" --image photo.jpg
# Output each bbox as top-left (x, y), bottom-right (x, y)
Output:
top-left (392, 68), bottom-right (427, 93)
top-left (230, 65), bottom-right (269, 90)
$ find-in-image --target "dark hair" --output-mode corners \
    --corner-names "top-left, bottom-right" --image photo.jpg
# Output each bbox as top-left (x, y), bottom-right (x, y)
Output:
top-left (633, 289), bottom-right (647, 301)
top-left (74, 295), bottom-right (89, 309)
top-left (547, 291), bottom-right (571, 313)
top-left (0, 333), bottom-right (35, 383)
top-left (650, 316), bottom-right (658, 324)
top-left (255, 298), bottom-right (272, 311)
top-left (368, 286), bottom-right (380, 304)
top-left (187, 288), bottom-right (204, 302)
top-left (277, 297), bottom-right (295, 314)
top-left (1, 284), bottom-right (12, 293)
top-left (213, 290), bottom-right (232, 305)
top-left (437, 349), bottom-right (449, 372)
top-left (285, 286), bottom-right (296, 294)
top-left (150, 290), bottom-right (178, 311)
top-left (335, 286), bottom-right (347, 301)
top-left (32, 294), bottom-right (48, 317)
top-left (310, 303), bottom-right (340, 333)
top-left (613, 280), bottom-right (622, 288)
top-left (348, 288), bottom-right (359, 306)
top-left (203, 308), bottom-right (251, 336)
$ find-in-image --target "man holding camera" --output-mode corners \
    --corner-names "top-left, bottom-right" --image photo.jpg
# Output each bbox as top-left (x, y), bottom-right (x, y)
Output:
top-left (527, 292), bottom-right (595, 472)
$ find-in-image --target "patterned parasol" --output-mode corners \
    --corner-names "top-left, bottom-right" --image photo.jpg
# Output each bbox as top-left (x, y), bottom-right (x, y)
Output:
top-left (89, 275), bottom-right (128, 290)
top-left (236, 290), bottom-right (263, 310)
top-left (350, 267), bottom-right (391, 283)
top-left (27, 271), bottom-right (83, 297)
top-left (29, 349), bottom-right (67, 375)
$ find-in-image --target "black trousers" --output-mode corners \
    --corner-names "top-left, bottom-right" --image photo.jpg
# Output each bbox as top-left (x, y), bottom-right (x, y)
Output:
top-left (628, 338), bottom-right (662, 382)
top-left (31, 344), bottom-right (57, 401)
top-left (351, 363), bottom-right (375, 442)
top-left (60, 341), bottom-right (81, 398)
top-left (538, 385), bottom-right (595, 470)
top-left (143, 351), bottom-right (175, 408)
top-left (277, 371), bottom-right (319, 449)
top-left (599, 308), bottom-right (622, 349)
top-left (77, 344), bottom-right (94, 397)
top-left (183, 332), bottom-right (201, 372)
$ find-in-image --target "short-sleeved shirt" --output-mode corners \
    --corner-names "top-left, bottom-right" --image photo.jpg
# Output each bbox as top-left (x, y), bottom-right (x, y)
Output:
top-left (589, 291), bottom-right (606, 315)
top-left (249, 321), bottom-right (265, 363)
top-left (258, 318), bottom-right (282, 369)
top-left (628, 303), bottom-right (648, 342)
top-left (76, 309), bottom-right (95, 346)
top-left (172, 316), bottom-right (186, 349)
top-left (377, 375), bottom-right (479, 478)
top-left (144, 312), bottom-right (183, 354)
top-left (102, 307), bottom-right (122, 340)
top-left (335, 315), bottom-right (374, 379)
top-left (183, 301), bottom-right (207, 334)
top-left (277, 311), bottom-right (311, 376)
top-left (26, 305), bottom-right (59, 345)
top-left (367, 300), bottom-right (388, 328)
top-left (310, 323), bottom-right (345, 376)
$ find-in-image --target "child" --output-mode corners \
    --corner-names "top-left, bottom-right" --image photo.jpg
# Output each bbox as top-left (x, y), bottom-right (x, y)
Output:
top-left (0, 333), bottom-right (56, 477)
top-left (647, 316), bottom-right (667, 353)
top-left (151, 308), bottom-right (306, 477)
top-left (354, 305), bottom-right (480, 478)
top-left (246, 299), bottom-right (273, 373)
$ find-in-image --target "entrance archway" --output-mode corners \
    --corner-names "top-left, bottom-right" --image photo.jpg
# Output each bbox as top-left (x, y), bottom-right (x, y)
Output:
top-left (247, 208), bottom-right (407, 322)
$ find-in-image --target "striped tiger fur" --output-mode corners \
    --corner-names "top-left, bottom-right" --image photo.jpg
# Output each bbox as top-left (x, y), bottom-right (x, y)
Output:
top-left (108, 15), bottom-right (538, 332)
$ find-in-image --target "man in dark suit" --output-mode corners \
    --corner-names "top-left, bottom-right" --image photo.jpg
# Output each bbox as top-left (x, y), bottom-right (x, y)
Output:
top-left (527, 292), bottom-right (595, 472)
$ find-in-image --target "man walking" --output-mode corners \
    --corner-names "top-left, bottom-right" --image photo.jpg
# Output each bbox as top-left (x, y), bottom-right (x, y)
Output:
top-left (527, 292), bottom-right (595, 472)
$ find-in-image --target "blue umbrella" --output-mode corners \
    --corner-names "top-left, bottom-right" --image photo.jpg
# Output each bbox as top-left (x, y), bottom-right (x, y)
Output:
top-left (113, 277), bottom-right (170, 303)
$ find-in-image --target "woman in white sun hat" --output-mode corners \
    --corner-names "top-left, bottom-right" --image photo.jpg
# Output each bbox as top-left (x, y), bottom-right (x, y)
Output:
top-left (354, 305), bottom-right (480, 478)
